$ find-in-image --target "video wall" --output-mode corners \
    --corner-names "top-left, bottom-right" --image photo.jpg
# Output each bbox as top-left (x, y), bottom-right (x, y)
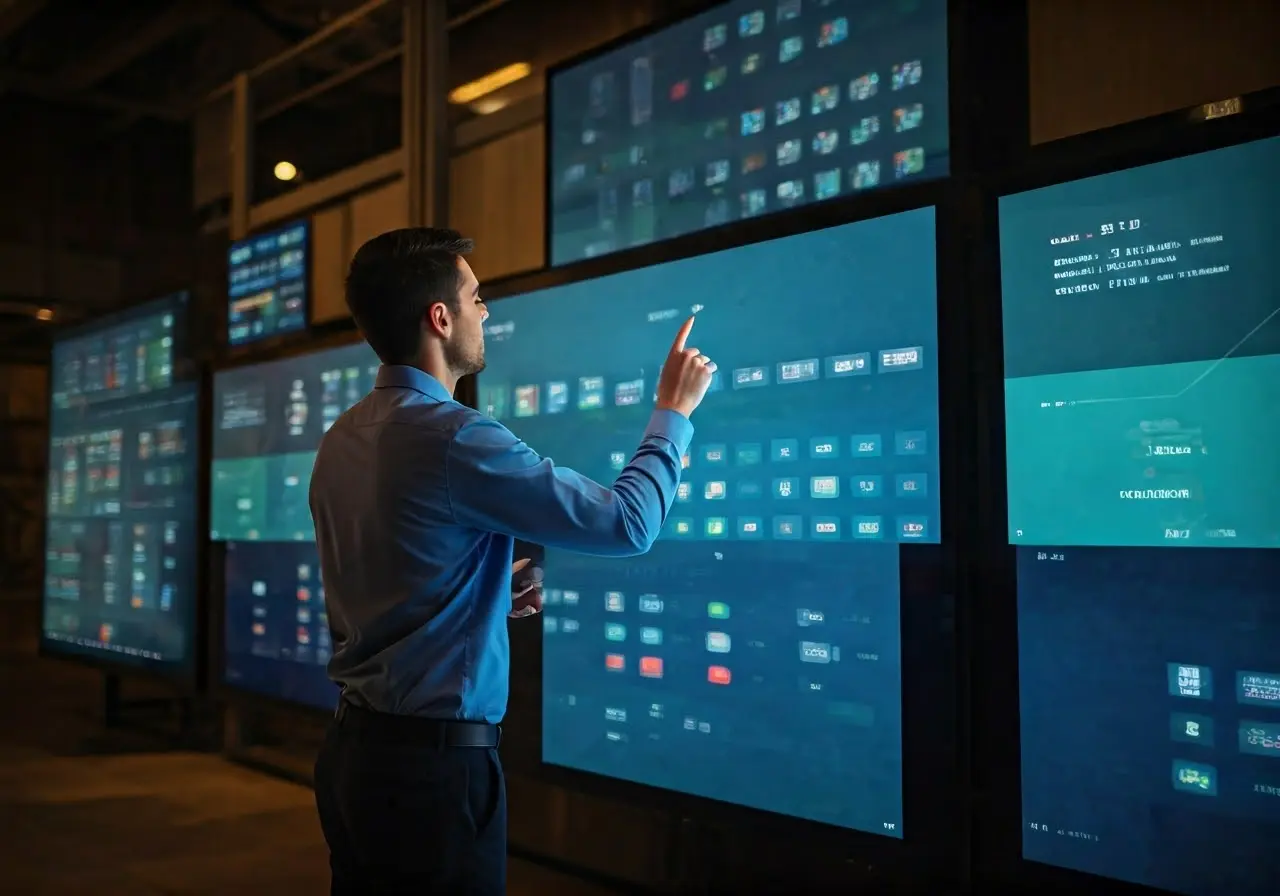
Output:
top-left (548, 0), bottom-right (948, 266)
top-left (227, 219), bottom-right (309, 347)
top-left (211, 340), bottom-right (377, 707)
top-left (1000, 135), bottom-right (1280, 895)
top-left (480, 206), bottom-right (940, 835)
top-left (42, 292), bottom-right (200, 673)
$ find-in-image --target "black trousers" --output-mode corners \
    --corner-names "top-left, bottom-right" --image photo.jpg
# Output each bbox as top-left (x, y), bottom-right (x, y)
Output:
top-left (314, 706), bottom-right (507, 895)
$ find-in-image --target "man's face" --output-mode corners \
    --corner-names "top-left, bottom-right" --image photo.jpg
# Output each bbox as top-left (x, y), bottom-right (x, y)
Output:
top-left (443, 257), bottom-right (487, 376)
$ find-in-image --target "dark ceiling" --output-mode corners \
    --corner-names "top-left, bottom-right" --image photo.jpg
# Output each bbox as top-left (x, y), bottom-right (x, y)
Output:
top-left (0, 0), bottom-right (496, 135)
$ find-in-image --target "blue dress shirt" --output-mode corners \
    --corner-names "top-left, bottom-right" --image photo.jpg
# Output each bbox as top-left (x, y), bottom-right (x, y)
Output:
top-left (308, 365), bottom-right (693, 722)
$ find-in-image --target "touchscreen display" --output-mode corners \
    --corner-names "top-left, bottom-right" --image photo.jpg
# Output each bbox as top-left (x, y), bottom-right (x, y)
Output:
top-left (548, 0), bottom-right (948, 266)
top-left (482, 206), bottom-right (940, 834)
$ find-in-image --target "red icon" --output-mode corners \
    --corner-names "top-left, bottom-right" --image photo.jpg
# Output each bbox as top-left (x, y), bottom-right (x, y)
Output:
top-left (670, 80), bottom-right (690, 101)
top-left (640, 656), bottom-right (664, 679)
top-left (707, 665), bottom-right (731, 685)
top-left (605, 653), bottom-right (625, 671)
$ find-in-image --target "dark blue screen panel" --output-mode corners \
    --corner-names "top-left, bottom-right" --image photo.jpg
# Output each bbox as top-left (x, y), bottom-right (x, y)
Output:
top-left (999, 136), bottom-right (1280, 549)
top-left (1000, 135), bottom-right (1280, 895)
top-left (481, 206), bottom-right (940, 835)
top-left (223, 539), bottom-right (338, 711)
top-left (1017, 547), bottom-right (1280, 895)
top-left (227, 219), bottom-right (310, 346)
top-left (42, 292), bottom-right (200, 673)
top-left (212, 340), bottom-right (377, 708)
top-left (548, 0), bottom-right (948, 266)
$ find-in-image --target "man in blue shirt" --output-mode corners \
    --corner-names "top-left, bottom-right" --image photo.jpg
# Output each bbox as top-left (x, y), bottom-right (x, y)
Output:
top-left (309, 228), bottom-right (715, 894)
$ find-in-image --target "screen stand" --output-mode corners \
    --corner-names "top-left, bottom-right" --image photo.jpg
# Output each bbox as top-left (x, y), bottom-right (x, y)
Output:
top-left (221, 703), bottom-right (316, 787)
top-left (101, 672), bottom-right (196, 744)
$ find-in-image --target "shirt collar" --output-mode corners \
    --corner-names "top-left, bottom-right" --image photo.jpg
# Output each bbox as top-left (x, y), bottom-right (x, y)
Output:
top-left (374, 365), bottom-right (453, 403)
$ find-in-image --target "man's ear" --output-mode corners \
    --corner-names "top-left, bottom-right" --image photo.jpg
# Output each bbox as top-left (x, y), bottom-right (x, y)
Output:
top-left (425, 301), bottom-right (450, 338)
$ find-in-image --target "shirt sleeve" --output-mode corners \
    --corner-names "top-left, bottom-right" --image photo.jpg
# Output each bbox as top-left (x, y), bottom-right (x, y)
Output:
top-left (446, 409), bottom-right (693, 557)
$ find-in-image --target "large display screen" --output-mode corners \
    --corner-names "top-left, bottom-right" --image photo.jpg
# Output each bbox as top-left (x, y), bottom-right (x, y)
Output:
top-left (1001, 136), bottom-right (1280, 895)
top-left (212, 340), bottom-right (377, 707)
top-left (481, 206), bottom-right (940, 834)
top-left (227, 219), bottom-right (309, 346)
top-left (42, 292), bottom-right (200, 672)
top-left (548, 0), bottom-right (948, 266)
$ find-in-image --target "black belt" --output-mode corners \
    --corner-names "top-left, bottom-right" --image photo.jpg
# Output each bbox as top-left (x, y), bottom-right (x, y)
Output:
top-left (334, 700), bottom-right (500, 748)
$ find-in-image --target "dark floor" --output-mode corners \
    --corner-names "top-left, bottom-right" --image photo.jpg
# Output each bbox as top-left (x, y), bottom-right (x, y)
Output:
top-left (0, 615), bottom-right (614, 894)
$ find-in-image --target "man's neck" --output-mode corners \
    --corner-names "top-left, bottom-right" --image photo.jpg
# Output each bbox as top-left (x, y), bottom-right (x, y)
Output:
top-left (412, 354), bottom-right (458, 396)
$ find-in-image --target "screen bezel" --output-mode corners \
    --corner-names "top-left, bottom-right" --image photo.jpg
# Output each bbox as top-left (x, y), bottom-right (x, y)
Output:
top-left (969, 87), bottom-right (1280, 894)
top-left (479, 179), bottom-right (970, 886)
top-left (541, 0), bottom-right (957, 271)
top-left (225, 217), bottom-right (314, 357)
top-left (38, 290), bottom-right (208, 689)
top-left (209, 324), bottom-right (368, 714)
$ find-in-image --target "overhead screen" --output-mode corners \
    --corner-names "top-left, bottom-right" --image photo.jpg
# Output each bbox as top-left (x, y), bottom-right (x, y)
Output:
top-left (227, 219), bottom-right (309, 347)
top-left (548, 0), bottom-right (948, 266)
top-left (42, 292), bottom-right (200, 673)
top-left (211, 340), bottom-right (377, 708)
top-left (481, 206), bottom-right (940, 835)
top-left (1000, 135), bottom-right (1280, 895)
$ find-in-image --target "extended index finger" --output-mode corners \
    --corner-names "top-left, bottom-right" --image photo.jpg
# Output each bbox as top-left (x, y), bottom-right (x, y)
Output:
top-left (670, 316), bottom-right (695, 354)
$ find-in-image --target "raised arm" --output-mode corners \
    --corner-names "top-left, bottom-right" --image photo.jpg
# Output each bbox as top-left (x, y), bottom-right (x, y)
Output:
top-left (445, 409), bottom-right (692, 556)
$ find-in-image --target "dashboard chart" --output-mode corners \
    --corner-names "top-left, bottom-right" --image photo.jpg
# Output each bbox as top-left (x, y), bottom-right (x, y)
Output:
top-left (213, 340), bottom-right (377, 705)
top-left (42, 293), bottom-right (200, 672)
top-left (227, 219), bottom-right (309, 347)
top-left (549, 0), bottom-right (948, 266)
top-left (481, 206), bottom-right (940, 834)
top-left (1000, 136), bottom-right (1280, 549)
top-left (1003, 136), bottom-right (1280, 896)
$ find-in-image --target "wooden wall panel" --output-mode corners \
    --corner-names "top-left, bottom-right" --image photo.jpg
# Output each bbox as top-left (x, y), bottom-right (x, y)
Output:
top-left (449, 124), bottom-right (545, 281)
top-left (310, 205), bottom-right (350, 325)
top-left (349, 179), bottom-right (408, 264)
top-left (1029, 0), bottom-right (1280, 143)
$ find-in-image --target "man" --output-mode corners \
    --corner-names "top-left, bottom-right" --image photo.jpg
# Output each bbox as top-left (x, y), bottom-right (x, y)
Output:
top-left (309, 227), bottom-right (715, 894)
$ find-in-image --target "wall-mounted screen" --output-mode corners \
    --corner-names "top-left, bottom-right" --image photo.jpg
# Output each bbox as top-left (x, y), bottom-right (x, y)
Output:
top-left (481, 206), bottom-right (940, 834)
top-left (548, 0), bottom-right (948, 267)
top-left (227, 219), bottom-right (309, 347)
top-left (212, 340), bottom-right (377, 708)
top-left (1000, 136), bottom-right (1280, 895)
top-left (42, 292), bottom-right (200, 673)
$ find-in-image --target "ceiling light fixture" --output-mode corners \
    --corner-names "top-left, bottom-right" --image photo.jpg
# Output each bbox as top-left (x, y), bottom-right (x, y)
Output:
top-left (449, 62), bottom-right (532, 105)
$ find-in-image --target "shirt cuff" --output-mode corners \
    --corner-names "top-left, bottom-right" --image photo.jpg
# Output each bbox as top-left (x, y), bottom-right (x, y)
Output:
top-left (646, 408), bottom-right (695, 455)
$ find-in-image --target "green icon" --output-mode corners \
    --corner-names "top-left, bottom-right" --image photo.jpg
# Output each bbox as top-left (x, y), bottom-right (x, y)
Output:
top-left (707, 601), bottom-right (730, 620)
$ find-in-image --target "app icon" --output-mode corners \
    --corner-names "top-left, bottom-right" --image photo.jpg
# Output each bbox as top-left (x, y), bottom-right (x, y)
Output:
top-left (605, 653), bottom-right (625, 671)
top-left (605, 623), bottom-right (626, 641)
top-left (706, 632), bottom-right (731, 653)
top-left (708, 665), bottom-right (732, 685)
top-left (640, 656), bottom-right (664, 679)
top-left (707, 601), bottom-right (730, 619)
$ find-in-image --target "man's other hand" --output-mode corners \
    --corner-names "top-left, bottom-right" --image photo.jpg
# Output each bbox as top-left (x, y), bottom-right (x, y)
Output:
top-left (509, 557), bottom-right (542, 618)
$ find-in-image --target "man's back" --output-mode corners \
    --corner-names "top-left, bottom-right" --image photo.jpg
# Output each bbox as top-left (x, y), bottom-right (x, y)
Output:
top-left (310, 365), bottom-right (513, 721)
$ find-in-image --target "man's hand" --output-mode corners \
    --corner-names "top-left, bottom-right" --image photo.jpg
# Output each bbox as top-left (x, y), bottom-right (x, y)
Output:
top-left (509, 557), bottom-right (542, 618)
top-left (655, 316), bottom-right (717, 419)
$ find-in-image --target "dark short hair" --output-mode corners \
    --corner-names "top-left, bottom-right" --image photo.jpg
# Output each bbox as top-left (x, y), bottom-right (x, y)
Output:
top-left (345, 227), bottom-right (475, 365)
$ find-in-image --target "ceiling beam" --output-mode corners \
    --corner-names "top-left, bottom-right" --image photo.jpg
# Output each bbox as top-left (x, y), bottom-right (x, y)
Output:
top-left (0, 68), bottom-right (187, 119)
top-left (56, 0), bottom-right (223, 92)
top-left (0, 0), bottom-right (47, 42)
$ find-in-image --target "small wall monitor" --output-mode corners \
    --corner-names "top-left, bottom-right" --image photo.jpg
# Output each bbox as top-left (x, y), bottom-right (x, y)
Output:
top-left (548, 0), bottom-right (949, 266)
top-left (481, 205), bottom-right (941, 834)
top-left (42, 291), bottom-right (200, 675)
top-left (211, 340), bottom-right (377, 708)
top-left (227, 219), bottom-right (309, 347)
top-left (1000, 135), bottom-right (1280, 894)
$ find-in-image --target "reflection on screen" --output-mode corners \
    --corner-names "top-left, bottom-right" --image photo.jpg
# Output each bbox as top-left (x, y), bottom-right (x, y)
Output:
top-left (228, 220), bottom-right (309, 346)
top-left (1003, 137), bottom-right (1280, 895)
top-left (1017, 547), bottom-right (1280, 895)
top-left (481, 207), bottom-right (940, 834)
top-left (42, 293), bottom-right (199, 670)
top-left (549, 0), bottom-right (948, 266)
top-left (212, 340), bottom-right (377, 704)
top-left (999, 136), bottom-right (1280, 549)
top-left (222, 540), bottom-right (338, 710)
